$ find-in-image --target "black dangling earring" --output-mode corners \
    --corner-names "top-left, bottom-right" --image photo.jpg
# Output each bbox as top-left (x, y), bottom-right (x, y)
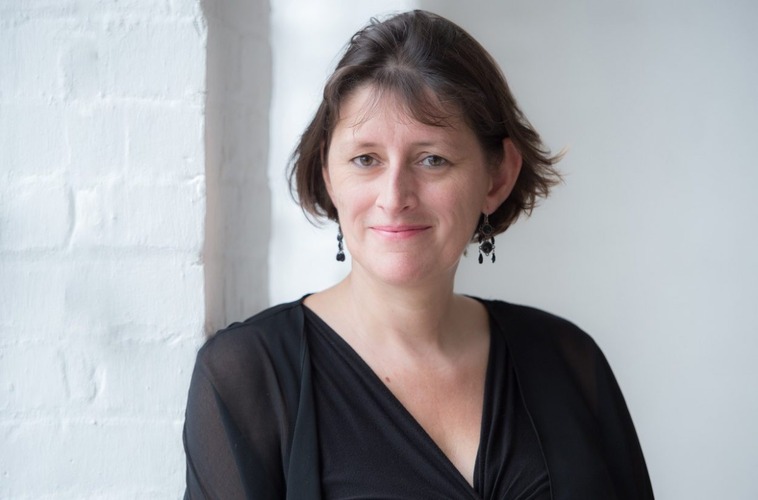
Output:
top-left (477, 214), bottom-right (495, 264)
top-left (336, 226), bottom-right (345, 262)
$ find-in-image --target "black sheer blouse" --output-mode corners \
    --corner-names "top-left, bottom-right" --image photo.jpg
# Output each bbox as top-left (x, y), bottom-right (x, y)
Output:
top-left (183, 298), bottom-right (654, 499)
top-left (306, 307), bottom-right (551, 499)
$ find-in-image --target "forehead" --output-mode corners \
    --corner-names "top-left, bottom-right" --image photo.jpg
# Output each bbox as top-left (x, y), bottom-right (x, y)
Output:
top-left (334, 84), bottom-right (470, 139)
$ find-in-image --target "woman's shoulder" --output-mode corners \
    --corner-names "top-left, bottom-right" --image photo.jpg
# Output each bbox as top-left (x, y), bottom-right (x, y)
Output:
top-left (205, 297), bottom-right (306, 342)
top-left (477, 297), bottom-right (588, 334)
top-left (479, 297), bottom-right (623, 419)
top-left (476, 297), bottom-right (603, 361)
top-left (194, 298), bottom-right (308, 381)
top-left (184, 299), bottom-right (313, 493)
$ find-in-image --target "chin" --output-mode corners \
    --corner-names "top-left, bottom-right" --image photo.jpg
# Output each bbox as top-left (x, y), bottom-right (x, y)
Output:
top-left (357, 253), bottom-right (460, 287)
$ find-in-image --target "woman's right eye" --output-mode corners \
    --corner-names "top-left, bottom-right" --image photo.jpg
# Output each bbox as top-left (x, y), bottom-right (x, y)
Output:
top-left (351, 155), bottom-right (377, 168)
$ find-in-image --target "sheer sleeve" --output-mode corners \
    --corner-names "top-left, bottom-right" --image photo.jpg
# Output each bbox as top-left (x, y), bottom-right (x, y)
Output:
top-left (182, 321), bottom-right (294, 500)
top-left (547, 318), bottom-right (653, 498)
top-left (486, 299), bottom-right (654, 499)
top-left (184, 363), bottom-right (248, 499)
top-left (181, 302), bottom-right (320, 500)
top-left (591, 341), bottom-right (653, 499)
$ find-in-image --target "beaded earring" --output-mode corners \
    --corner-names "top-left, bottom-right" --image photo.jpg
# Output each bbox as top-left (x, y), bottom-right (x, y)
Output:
top-left (477, 214), bottom-right (495, 264)
top-left (336, 226), bottom-right (345, 262)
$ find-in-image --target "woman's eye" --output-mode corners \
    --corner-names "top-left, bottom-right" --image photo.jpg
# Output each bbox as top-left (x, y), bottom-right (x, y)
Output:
top-left (351, 155), bottom-right (376, 168)
top-left (421, 155), bottom-right (448, 168)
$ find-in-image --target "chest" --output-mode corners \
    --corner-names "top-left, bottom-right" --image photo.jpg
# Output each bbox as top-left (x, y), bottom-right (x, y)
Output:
top-left (378, 363), bottom-right (486, 485)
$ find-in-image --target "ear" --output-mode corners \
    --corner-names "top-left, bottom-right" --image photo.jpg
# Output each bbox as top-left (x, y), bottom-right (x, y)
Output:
top-left (483, 138), bottom-right (522, 214)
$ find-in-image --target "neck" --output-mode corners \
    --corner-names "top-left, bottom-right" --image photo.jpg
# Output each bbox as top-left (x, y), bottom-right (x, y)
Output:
top-left (337, 264), bottom-right (463, 354)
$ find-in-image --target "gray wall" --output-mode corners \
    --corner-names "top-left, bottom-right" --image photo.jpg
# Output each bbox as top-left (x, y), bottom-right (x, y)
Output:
top-left (203, 0), bottom-right (271, 334)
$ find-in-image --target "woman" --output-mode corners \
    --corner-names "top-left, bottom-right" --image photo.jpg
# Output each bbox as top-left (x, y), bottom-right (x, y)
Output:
top-left (183, 10), bottom-right (653, 499)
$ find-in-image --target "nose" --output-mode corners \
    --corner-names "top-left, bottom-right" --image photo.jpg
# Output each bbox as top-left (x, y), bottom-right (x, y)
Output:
top-left (376, 162), bottom-right (417, 214)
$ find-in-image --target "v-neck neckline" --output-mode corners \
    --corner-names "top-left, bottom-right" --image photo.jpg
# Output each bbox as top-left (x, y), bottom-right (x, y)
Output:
top-left (302, 301), bottom-right (496, 499)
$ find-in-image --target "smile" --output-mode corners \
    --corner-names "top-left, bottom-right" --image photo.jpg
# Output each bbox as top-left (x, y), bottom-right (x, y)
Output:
top-left (370, 225), bottom-right (431, 239)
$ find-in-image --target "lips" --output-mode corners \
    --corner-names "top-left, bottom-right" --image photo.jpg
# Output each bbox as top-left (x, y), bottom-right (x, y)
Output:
top-left (370, 224), bottom-right (431, 239)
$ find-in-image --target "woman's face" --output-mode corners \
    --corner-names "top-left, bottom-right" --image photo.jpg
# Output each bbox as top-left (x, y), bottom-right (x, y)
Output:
top-left (324, 85), bottom-right (510, 286)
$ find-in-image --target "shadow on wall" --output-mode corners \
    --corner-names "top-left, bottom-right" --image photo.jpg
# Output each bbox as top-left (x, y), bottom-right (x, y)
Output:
top-left (201, 0), bottom-right (272, 335)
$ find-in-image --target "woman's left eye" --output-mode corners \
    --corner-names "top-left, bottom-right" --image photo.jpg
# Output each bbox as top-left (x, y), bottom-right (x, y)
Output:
top-left (420, 155), bottom-right (448, 168)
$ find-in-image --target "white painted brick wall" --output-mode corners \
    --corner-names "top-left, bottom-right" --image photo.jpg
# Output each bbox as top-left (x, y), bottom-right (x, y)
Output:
top-left (0, 0), bottom-right (272, 497)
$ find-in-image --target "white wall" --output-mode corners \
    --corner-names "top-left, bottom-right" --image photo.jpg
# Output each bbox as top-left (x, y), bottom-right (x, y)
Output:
top-left (0, 0), bottom-right (269, 497)
top-left (269, 1), bottom-right (758, 498)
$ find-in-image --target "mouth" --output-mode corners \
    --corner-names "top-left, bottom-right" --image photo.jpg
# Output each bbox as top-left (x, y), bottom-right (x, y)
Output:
top-left (370, 225), bottom-right (431, 239)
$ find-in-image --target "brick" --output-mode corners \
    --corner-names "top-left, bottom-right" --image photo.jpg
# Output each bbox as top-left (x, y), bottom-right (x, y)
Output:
top-left (0, 344), bottom-right (68, 413)
top-left (0, 178), bottom-right (71, 250)
top-left (0, 103), bottom-right (69, 177)
top-left (104, 20), bottom-right (206, 99)
top-left (87, 0), bottom-right (172, 17)
top-left (0, 20), bottom-right (65, 102)
top-left (63, 254), bottom-right (204, 330)
top-left (0, 22), bottom-right (15, 102)
top-left (69, 339), bottom-right (199, 416)
top-left (0, 419), bottom-right (185, 497)
top-left (119, 180), bottom-right (205, 248)
top-left (126, 103), bottom-right (204, 178)
top-left (0, 338), bottom-right (199, 417)
top-left (66, 103), bottom-right (126, 182)
top-left (70, 179), bottom-right (204, 249)
top-left (69, 186), bottom-right (108, 248)
top-left (0, 260), bottom-right (67, 335)
top-left (169, 0), bottom-right (201, 17)
top-left (59, 33), bottom-right (106, 101)
top-left (0, 0), bottom-right (173, 20)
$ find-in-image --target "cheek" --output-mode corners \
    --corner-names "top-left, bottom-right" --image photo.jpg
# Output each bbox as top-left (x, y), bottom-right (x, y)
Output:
top-left (330, 180), bottom-right (374, 217)
top-left (437, 177), bottom-right (489, 214)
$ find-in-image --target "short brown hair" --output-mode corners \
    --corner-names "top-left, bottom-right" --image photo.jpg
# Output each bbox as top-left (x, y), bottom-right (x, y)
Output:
top-left (289, 10), bottom-right (561, 236)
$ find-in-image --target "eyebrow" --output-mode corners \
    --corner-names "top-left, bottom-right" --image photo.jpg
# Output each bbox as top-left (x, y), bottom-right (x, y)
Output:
top-left (344, 140), bottom-right (453, 150)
